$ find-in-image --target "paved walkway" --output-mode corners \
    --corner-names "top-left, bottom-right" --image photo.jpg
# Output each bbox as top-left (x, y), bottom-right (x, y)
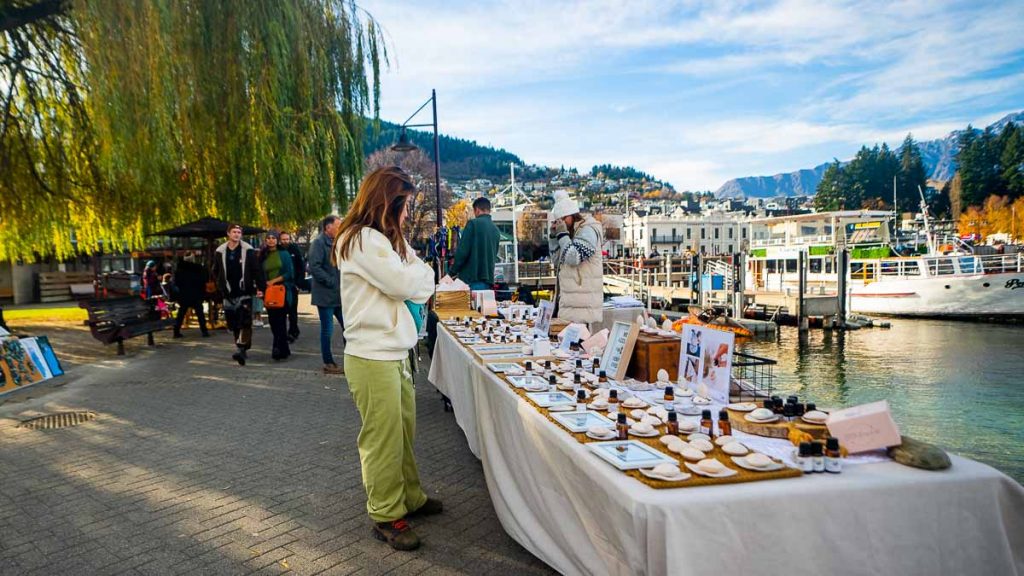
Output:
top-left (0, 298), bottom-right (554, 575)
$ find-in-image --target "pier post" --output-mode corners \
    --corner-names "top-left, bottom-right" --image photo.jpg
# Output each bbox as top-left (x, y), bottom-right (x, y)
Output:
top-left (837, 249), bottom-right (848, 329)
top-left (798, 250), bottom-right (808, 332)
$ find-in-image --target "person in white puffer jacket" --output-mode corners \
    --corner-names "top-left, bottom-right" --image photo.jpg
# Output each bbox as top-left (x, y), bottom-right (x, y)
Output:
top-left (549, 189), bottom-right (604, 326)
top-left (333, 166), bottom-right (442, 552)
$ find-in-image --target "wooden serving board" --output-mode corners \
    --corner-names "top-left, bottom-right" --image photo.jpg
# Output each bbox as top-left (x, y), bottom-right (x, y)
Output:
top-left (726, 408), bottom-right (829, 440)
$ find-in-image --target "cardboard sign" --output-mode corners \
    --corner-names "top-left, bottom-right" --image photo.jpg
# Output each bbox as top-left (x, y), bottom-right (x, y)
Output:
top-left (601, 321), bottom-right (640, 381)
top-left (826, 400), bottom-right (902, 454)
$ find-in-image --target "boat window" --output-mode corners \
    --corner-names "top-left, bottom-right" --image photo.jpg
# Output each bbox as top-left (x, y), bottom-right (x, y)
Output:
top-left (785, 259), bottom-right (797, 273)
top-left (902, 261), bottom-right (920, 276)
top-left (959, 257), bottom-right (978, 274)
top-left (929, 258), bottom-right (955, 276)
top-left (809, 258), bottom-right (822, 273)
top-left (767, 260), bottom-right (777, 273)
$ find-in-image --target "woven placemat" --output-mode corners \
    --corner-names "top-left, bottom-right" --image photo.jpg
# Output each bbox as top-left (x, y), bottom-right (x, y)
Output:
top-left (496, 367), bottom-right (803, 489)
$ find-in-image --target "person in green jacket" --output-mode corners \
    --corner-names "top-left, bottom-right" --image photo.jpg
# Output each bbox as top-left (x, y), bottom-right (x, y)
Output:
top-left (449, 197), bottom-right (500, 290)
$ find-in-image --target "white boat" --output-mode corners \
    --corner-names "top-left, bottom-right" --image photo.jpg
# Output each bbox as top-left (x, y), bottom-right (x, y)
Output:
top-left (849, 253), bottom-right (1024, 318)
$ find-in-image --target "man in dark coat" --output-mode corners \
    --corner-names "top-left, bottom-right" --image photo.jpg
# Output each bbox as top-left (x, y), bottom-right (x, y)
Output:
top-left (212, 224), bottom-right (263, 365)
top-left (172, 256), bottom-right (210, 338)
top-left (449, 197), bottom-right (500, 290)
top-left (307, 215), bottom-right (344, 374)
top-left (280, 231), bottom-right (305, 341)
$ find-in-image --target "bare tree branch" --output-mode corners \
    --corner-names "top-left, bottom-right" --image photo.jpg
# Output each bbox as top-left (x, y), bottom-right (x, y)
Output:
top-left (0, 0), bottom-right (68, 34)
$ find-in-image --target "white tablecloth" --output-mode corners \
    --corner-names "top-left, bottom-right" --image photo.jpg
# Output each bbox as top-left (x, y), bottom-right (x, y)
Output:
top-left (428, 327), bottom-right (1024, 576)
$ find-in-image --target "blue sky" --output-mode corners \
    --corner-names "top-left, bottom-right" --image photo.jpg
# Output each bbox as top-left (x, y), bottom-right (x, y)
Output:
top-left (359, 0), bottom-right (1024, 192)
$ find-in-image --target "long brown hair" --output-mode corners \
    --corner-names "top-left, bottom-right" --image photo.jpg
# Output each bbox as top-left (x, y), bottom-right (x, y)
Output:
top-left (334, 166), bottom-right (414, 264)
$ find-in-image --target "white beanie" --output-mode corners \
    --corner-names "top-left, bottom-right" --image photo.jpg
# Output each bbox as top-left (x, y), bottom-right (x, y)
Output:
top-left (550, 190), bottom-right (580, 220)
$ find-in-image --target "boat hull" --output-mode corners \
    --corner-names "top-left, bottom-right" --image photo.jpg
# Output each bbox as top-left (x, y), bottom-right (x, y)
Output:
top-left (850, 272), bottom-right (1024, 318)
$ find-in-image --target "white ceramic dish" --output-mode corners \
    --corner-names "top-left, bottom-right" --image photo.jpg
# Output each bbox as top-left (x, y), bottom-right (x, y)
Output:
top-left (639, 467), bottom-right (691, 482)
top-left (727, 402), bottom-right (758, 412)
top-left (731, 455), bottom-right (785, 472)
top-left (586, 429), bottom-right (618, 440)
top-left (745, 413), bottom-right (781, 424)
top-left (685, 460), bottom-right (738, 478)
top-left (628, 428), bottom-right (660, 438)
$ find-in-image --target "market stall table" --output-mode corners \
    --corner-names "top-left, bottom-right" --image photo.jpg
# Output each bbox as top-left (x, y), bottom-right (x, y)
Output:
top-left (427, 326), bottom-right (1024, 576)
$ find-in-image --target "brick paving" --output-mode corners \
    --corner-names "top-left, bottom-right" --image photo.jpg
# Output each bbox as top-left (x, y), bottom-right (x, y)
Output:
top-left (0, 298), bottom-right (555, 575)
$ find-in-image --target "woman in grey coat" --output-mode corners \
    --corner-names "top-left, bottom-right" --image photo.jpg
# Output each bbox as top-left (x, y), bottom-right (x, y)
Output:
top-left (308, 215), bottom-right (345, 374)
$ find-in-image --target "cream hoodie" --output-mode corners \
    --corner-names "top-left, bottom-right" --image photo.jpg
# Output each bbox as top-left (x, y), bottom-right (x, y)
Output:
top-left (336, 227), bottom-right (434, 361)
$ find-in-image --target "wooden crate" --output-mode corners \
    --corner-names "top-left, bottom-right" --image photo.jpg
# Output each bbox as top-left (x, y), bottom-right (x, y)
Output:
top-left (626, 333), bottom-right (681, 383)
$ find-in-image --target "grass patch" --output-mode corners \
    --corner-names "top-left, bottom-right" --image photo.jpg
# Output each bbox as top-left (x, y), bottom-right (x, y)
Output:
top-left (5, 307), bottom-right (87, 323)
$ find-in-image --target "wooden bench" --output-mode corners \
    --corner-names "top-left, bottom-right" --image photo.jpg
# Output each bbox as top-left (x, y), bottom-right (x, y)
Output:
top-left (79, 296), bottom-right (175, 355)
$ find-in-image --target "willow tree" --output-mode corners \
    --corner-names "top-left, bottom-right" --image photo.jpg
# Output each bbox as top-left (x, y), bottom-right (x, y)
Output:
top-left (0, 0), bottom-right (384, 262)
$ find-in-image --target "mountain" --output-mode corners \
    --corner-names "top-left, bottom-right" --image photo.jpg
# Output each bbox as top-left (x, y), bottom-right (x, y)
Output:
top-left (714, 163), bottom-right (831, 199)
top-left (714, 111), bottom-right (1024, 199)
top-left (363, 119), bottom-right (523, 181)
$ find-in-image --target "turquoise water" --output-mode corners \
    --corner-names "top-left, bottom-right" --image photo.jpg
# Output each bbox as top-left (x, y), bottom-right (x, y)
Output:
top-left (738, 320), bottom-right (1024, 483)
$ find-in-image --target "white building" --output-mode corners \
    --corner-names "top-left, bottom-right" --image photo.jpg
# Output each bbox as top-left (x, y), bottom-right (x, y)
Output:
top-left (623, 209), bottom-right (751, 257)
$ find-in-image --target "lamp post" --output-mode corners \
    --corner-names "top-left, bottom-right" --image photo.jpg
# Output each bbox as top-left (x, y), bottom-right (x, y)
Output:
top-left (391, 89), bottom-right (443, 273)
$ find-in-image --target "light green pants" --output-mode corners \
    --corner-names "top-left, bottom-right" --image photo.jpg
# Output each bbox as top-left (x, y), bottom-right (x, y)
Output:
top-left (344, 354), bottom-right (427, 522)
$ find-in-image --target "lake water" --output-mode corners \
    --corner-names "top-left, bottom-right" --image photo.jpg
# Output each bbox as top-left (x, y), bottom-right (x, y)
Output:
top-left (737, 320), bottom-right (1024, 483)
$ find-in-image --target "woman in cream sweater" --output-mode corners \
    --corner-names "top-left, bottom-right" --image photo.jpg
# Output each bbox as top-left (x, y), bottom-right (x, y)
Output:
top-left (333, 166), bottom-right (439, 551)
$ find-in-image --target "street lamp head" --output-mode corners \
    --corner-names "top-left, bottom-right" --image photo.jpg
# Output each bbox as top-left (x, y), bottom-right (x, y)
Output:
top-left (390, 127), bottom-right (418, 152)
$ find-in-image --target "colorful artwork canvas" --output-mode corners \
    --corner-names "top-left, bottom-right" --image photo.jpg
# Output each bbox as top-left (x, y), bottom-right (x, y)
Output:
top-left (1, 337), bottom-right (45, 394)
top-left (18, 337), bottom-right (52, 380)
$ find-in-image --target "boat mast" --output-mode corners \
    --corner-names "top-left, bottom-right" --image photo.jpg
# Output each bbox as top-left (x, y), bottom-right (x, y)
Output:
top-left (918, 185), bottom-right (936, 256)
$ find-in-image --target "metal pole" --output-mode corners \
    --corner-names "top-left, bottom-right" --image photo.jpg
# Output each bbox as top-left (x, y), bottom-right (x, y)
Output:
top-left (511, 163), bottom-right (519, 284)
top-left (798, 250), bottom-right (808, 332)
top-left (432, 89), bottom-right (443, 277)
top-left (837, 249), bottom-right (848, 328)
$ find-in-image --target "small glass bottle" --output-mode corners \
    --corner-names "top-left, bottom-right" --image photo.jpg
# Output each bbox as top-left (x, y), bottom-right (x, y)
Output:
top-left (824, 437), bottom-right (842, 474)
top-left (592, 357), bottom-right (601, 376)
top-left (773, 397), bottom-right (785, 413)
top-left (806, 402), bottom-right (817, 413)
top-left (700, 409), bottom-right (713, 436)
top-left (544, 360), bottom-right (553, 372)
top-left (663, 385), bottom-right (675, 412)
top-left (524, 360), bottom-right (533, 374)
top-left (812, 442), bottom-right (826, 473)
top-left (666, 411), bottom-right (679, 435)
top-left (576, 389), bottom-right (587, 412)
top-left (548, 374), bottom-right (557, 390)
top-left (598, 370), bottom-right (608, 385)
top-left (763, 399), bottom-right (775, 411)
top-left (573, 372), bottom-right (582, 388)
top-left (575, 358), bottom-right (583, 371)
top-left (718, 409), bottom-right (731, 437)
top-left (797, 442), bottom-right (812, 473)
top-left (616, 412), bottom-right (628, 440)
top-left (787, 395), bottom-right (799, 405)
top-left (608, 389), bottom-right (619, 408)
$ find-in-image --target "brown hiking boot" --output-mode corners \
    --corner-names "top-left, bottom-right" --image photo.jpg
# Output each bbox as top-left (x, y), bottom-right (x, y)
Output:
top-left (372, 518), bottom-right (420, 551)
top-left (408, 498), bottom-right (443, 517)
top-left (323, 363), bottom-right (344, 375)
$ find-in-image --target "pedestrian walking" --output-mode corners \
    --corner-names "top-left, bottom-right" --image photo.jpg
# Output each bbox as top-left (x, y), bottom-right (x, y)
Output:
top-left (549, 190), bottom-right (604, 326)
top-left (212, 224), bottom-right (262, 366)
top-left (257, 231), bottom-right (295, 361)
top-left (280, 231), bottom-right (305, 341)
top-left (142, 260), bottom-right (160, 299)
top-left (308, 215), bottom-right (345, 374)
top-left (334, 166), bottom-right (441, 551)
top-left (172, 257), bottom-right (210, 338)
top-left (448, 197), bottom-right (500, 291)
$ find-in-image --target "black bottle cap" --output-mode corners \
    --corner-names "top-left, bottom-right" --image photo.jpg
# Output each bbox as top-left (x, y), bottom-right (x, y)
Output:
top-left (525, 361), bottom-right (532, 370)
top-left (548, 374), bottom-right (556, 384)
top-left (593, 357), bottom-right (600, 366)
top-left (807, 402), bottom-right (817, 412)
top-left (545, 360), bottom-right (552, 369)
top-left (667, 411), bottom-right (678, 422)
top-left (701, 409), bottom-right (712, 419)
top-left (664, 385), bottom-right (674, 396)
top-left (826, 437), bottom-right (840, 451)
top-left (576, 359), bottom-right (583, 368)
top-left (609, 389), bottom-right (618, 399)
top-left (787, 395), bottom-right (798, 404)
top-left (599, 370), bottom-right (607, 378)
top-left (763, 399), bottom-right (775, 409)
top-left (574, 372), bottom-right (581, 383)
top-left (718, 409), bottom-right (729, 421)
top-left (617, 412), bottom-right (626, 424)
top-left (577, 389), bottom-right (586, 400)
top-left (813, 442), bottom-right (824, 456)
top-left (799, 441), bottom-right (812, 456)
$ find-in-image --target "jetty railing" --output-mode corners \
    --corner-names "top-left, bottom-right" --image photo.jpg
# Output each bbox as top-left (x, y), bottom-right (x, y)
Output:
top-left (730, 351), bottom-right (776, 401)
